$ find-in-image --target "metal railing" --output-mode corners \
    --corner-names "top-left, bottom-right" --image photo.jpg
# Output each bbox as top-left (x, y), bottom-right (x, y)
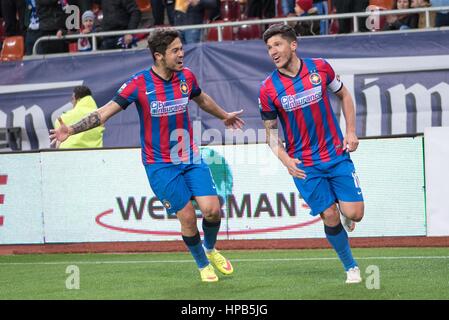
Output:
top-left (32, 6), bottom-right (449, 55)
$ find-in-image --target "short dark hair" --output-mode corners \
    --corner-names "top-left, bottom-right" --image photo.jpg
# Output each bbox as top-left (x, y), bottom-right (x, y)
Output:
top-left (73, 85), bottom-right (92, 100)
top-left (147, 28), bottom-right (181, 59)
top-left (263, 24), bottom-right (297, 43)
top-left (394, 0), bottom-right (411, 8)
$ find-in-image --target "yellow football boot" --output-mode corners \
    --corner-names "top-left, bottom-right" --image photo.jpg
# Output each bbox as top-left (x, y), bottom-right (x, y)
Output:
top-left (200, 264), bottom-right (219, 282)
top-left (206, 249), bottom-right (234, 275)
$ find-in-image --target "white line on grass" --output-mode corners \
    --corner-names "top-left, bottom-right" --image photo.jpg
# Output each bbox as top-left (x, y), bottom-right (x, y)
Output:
top-left (0, 256), bottom-right (448, 266)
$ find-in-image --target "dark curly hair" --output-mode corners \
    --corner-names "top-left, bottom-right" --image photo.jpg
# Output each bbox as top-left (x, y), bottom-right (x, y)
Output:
top-left (263, 23), bottom-right (297, 43)
top-left (147, 28), bottom-right (181, 60)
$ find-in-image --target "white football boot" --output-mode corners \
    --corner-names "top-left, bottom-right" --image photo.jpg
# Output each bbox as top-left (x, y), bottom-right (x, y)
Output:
top-left (346, 266), bottom-right (362, 284)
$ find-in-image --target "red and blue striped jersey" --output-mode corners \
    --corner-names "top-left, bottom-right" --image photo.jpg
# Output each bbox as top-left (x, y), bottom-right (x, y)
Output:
top-left (113, 67), bottom-right (201, 164)
top-left (259, 58), bottom-right (346, 167)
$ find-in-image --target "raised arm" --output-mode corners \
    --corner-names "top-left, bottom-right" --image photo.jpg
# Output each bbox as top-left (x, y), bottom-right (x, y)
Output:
top-left (192, 92), bottom-right (245, 129)
top-left (335, 85), bottom-right (358, 152)
top-left (264, 119), bottom-right (306, 179)
top-left (49, 100), bottom-right (122, 146)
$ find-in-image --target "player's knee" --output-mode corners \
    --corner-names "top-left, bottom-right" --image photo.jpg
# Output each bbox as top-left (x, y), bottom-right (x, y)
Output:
top-left (343, 205), bottom-right (364, 222)
top-left (320, 205), bottom-right (340, 225)
top-left (180, 215), bottom-right (198, 232)
top-left (202, 205), bottom-right (221, 222)
top-left (352, 210), bottom-right (364, 222)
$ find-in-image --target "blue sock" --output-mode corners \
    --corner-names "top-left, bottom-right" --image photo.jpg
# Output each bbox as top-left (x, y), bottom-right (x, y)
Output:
top-left (182, 232), bottom-right (209, 269)
top-left (202, 219), bottom-right (221, 251)
top-left (324, 223), bottom-right (358, 271)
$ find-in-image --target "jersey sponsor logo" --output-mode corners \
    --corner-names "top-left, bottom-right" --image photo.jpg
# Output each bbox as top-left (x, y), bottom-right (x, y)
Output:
top-left (150, 97), bottom-right (189, 117)
top-left (180, 80), bottom-right (189, 95)
top-left (309, 72), bottom-right (322, 85)
top-left (280, 86), bottom-right (323, 112)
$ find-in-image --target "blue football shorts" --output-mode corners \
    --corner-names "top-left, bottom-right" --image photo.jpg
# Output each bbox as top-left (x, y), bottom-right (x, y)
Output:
top-left (293, 157), bottom-right (364, 216)
top-left (144, 159), bottom-right (218, 215)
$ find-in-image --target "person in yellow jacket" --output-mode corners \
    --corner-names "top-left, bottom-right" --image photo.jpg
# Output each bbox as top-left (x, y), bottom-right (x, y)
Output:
top-left (54, 86), bottom-right (104, 148)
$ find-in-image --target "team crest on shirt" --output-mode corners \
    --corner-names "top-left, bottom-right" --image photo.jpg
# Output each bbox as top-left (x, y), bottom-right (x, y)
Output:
top-left (180, 80), bottom-right (189, 95)
top-left (309, 73), bottom-right (322, 85)
top-left (162, 200), bottom-right (172, 209)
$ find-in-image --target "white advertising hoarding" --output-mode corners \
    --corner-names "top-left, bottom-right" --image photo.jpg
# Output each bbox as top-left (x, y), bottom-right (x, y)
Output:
top-left (39, 137), bottom-right (425, 243)
top-left (425, 127), bottom-right (449, 236)
top-left (0, 153), bottom-right (44, 244)
top-left (0, 137), bottom-right (427, 244)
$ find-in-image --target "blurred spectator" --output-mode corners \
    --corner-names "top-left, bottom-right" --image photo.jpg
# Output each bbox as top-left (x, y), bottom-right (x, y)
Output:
top-left (313, 0), bottom-right (329, 34)
top-left (411, 0), bottom-right (436, 27)
top-left (54, 85), bottom-right (104, 149)
top-left (281, 0), bottom-right (296, 15)
top-left (151, 0), bottom-right (175, 25)
top-left (287, 0), bottom-right (320, 36)
top-left (93, 0), bottom-right (141, 50)
top-left (68, 0), bottom-right (92, 14)
top-left (333, 0), bottom-right (369, 33)
top-left (1, 0), bottom-right (26, 36)
top-left (246, 0), bottom-right (275, 19)
top-left (77, 10), bottom-right (95, 51)
top-left (431, 0), bottom-right (449, 26)
top-left (174, 0), bottom-right (218, 44)
top-left (383, 0), bottom-right (419, 30)
top-left (24, 0), bottom-right (40, 55)
top-left (36, 0), bottom-right (70, 54)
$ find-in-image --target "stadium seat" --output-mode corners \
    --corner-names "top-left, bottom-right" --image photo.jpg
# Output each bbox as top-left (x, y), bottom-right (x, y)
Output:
top-left (369, 0), bottom-right (394, 10)
top-left (68, 42), bottom-right (78, 52)
top-left (0, 19), bottom-right (5, 44)
top-left (0, 36), bottom-right (24, 61)
top-left (329, 7), bottom-right (340, 34)
top-left (136, 0), bottom-right (151, 13)
top-left (235, 22), bottom-right (261, 40)
top-left (221, 0), bottom-right (241, 21)
top-left (206, 22), bottom-right (234, 41)
top-left (276, 0), bottom-right (283, 16)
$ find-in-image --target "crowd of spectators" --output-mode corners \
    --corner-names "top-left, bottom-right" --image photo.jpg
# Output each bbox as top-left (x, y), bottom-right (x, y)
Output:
top-left (1, 0), bottom-right (448, 56)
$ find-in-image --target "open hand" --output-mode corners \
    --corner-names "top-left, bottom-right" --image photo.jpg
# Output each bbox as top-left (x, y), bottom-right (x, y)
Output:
top-left (283, 157), bottom-right (306, 179)
top-left (49, 117), bottom-right (71, 146)
top-left (224, 109), bottom-right (245, 129)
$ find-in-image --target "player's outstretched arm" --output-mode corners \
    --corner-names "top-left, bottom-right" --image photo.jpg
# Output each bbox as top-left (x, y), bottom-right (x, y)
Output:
top-left (49, 100), bottom-right (122, 146)
top-left (192, 92), bottom-right (245, 129)
top-left (336, 85), bottom-right (358, 152)
top-left (264, 119), bottom-right (306, 179)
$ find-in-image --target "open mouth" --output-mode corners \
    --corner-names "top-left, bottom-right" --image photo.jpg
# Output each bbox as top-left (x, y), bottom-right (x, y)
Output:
top-left (273, 56), bottom-right (281, 64)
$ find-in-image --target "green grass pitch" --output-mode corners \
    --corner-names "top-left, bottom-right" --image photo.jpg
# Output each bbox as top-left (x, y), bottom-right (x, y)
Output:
top-left (0, 247), bottom-right (448, 300)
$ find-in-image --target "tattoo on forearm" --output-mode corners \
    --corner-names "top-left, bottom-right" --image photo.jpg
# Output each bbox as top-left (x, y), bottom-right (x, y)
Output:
top-left (71, 112), bottom-right (101, 134)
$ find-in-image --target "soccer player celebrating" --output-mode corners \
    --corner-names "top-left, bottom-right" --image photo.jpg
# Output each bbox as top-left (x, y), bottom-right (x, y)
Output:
top-left (49, 28), bottom-right (244, 282)
top-left (259, 24), bottom-right (364, 284)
